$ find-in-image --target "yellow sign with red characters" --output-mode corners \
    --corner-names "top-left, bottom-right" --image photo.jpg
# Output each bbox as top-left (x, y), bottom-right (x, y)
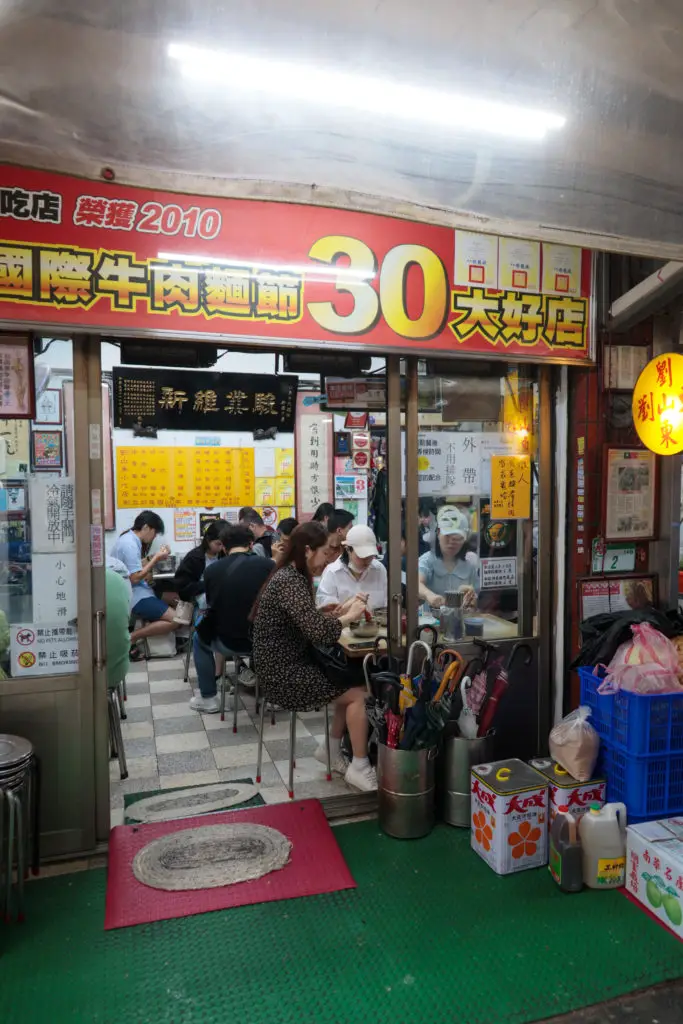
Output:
top-left (632, 353), bottom-right (683, 455)
top-left (490, 455), bottom-right (532, 519)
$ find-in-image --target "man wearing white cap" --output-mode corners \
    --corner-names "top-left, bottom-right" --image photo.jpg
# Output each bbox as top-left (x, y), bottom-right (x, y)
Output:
top-left (316, 524), bottom-right (387, 613)
top-left (418, 505), bottom-right (479, 609)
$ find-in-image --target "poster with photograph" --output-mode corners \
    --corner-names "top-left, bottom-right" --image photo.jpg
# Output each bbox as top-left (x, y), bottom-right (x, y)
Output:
top-left (32, 429), bottom-right (63, 470)
top-left (579, 576), bottom-right (656, 620)
top-left (604, 448), bottom-right (656, 541)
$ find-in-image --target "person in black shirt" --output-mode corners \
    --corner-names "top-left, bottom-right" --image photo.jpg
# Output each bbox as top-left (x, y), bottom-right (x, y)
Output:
top-left (312, 502), bottom-right (335, 528)
top-left (242, 509), bottom-right (275, 558)
top-left (172, 520), bottom-right (226, 602)
top-left (190, 525), bottom-right (273, 714)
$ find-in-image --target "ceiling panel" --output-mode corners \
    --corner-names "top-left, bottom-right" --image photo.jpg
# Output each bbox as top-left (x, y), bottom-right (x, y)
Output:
top-left (0, 0), bottom-right (682, 256)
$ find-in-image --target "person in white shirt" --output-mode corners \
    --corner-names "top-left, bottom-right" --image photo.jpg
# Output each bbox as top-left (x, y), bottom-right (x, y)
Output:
top-left (317, 524), bottom-right (387, 614)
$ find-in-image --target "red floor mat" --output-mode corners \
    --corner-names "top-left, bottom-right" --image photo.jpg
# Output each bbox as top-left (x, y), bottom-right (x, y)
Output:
top-left (105, 799), bottom-right (356, 930)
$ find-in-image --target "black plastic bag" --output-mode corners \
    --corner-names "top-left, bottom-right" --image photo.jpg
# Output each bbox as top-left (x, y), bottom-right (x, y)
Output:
top-left (570, 607), bottom-right (683, 670)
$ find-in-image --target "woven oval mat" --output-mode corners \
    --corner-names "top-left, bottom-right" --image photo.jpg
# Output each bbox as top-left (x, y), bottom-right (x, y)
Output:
top-left (132, 823), bottom-right (292, 891)
top-left (126, 783), bottom-right (259, 824)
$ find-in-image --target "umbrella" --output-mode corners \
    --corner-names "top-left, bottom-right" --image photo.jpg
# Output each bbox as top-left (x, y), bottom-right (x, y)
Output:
top-left (477, 643), bottom-right (533, 737)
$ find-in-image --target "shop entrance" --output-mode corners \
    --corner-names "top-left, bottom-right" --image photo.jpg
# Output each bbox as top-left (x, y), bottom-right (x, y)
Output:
top-left (0, 331), bottom-right (553, 854)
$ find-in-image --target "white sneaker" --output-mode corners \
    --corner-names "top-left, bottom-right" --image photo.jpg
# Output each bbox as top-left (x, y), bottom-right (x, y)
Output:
top-left (345, 761), bottom-right (378, 793)
top-left (189, 694), bottom-right (221, 714)
top-left (314, 745), bottom-right (349, 776)
top-left (238, 666), bottom-right (257, 688)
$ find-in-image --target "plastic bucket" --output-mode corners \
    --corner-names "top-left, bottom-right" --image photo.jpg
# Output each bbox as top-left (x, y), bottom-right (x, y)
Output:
top-left (441, 733), bottom-right (495, 827)
top-left (377, 744), bottom-right (436, 839)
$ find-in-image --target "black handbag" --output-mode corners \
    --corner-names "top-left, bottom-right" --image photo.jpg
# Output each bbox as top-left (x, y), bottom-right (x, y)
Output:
top-left (310, 642), bottom-right (351, 687)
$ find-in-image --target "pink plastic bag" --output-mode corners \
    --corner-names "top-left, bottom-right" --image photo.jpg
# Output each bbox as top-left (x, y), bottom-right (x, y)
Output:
top-left (599, 623), bottom-right (683, 695)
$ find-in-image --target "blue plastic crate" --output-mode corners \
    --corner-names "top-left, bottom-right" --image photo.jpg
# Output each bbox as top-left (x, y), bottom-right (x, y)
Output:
top-left (601, 742), bottom-right (683, 820)
top-left (579, 666), bottom-right (683, 756)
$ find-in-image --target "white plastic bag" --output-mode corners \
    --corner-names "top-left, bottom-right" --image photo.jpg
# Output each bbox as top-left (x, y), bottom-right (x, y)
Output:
top-left (599, 622), bottom-right (682, 695)
top-left (549, 706), bottom-right (599, 782)
top-left (173, 600), bottom-right (194, 626)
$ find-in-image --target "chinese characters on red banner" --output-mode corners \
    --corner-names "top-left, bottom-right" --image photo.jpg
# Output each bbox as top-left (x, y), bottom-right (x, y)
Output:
top-left (450, 288), bottom-right (587, 349)
top-left (0, 241), bottom-right (304, 322)
top-left (0, 166), bottom-right (594, 360)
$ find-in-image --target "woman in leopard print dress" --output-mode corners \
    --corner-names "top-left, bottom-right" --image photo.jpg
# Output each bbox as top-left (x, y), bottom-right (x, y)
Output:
top-left (252, 521), bottom-right (378, 791)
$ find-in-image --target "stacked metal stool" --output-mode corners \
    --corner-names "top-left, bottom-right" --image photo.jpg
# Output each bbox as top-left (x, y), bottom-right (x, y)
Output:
top-left (0, 735), bottom-right (40, 922)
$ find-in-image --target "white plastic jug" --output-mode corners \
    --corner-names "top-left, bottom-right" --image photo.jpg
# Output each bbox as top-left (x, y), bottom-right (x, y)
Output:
top-left (579, 801), bottom-right (627, 889)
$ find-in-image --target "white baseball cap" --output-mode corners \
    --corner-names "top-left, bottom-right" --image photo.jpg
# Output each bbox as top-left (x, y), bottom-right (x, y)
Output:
top-left (436, 506), bottom-right (470, 538)
top-left (343, 524), bottom-right (379, 559)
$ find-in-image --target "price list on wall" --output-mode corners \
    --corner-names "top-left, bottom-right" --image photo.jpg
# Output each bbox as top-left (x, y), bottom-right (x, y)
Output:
top-left (116, 446), bottom-right (255, 508)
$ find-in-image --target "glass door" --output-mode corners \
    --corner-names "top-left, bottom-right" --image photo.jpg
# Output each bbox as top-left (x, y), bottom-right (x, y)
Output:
top-left (400, 357), bottom-right (553, 758)
top-left (0, 333), bottom-right (104, 858)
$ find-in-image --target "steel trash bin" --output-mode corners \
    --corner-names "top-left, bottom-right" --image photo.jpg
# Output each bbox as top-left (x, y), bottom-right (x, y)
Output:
top-left (377, 743), bottom-right (436, 839)
top-left (441, 732), bottom-right (495, 827)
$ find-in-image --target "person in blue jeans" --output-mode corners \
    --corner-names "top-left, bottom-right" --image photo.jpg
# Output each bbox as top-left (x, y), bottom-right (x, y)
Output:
top-left (110, 510), bottom-right (181, 651)
top-left (190, 524), bottom-right (274, 714)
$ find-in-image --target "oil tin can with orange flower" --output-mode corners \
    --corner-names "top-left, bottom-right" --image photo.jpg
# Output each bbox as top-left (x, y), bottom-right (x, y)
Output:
top-left (471, 758), bottom-right (548, 875)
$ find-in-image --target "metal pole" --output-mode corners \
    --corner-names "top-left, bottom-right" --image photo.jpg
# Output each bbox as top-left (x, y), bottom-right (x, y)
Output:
top-left (405, 359), bottom-right (419, 645)
top-left (386, 356), bottom-right (404, 661)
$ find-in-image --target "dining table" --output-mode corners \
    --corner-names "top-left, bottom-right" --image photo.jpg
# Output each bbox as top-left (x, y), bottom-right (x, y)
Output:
top-left (338, 613), bottom-right (519, 659)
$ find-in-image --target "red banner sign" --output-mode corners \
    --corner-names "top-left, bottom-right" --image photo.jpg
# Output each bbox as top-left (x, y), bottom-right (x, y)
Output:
top-left (0, 166), bottom-right (592, 361)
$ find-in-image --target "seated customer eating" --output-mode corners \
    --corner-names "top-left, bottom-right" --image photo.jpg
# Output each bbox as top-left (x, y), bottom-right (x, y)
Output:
top-left (190, 524), bottom-right (273, 714)
top-left (316, 524), bottom-right (387, 613)
top-left (109, 511), bottom-right (181, 654)
top-left (172, 519), bottom-right (225, 603)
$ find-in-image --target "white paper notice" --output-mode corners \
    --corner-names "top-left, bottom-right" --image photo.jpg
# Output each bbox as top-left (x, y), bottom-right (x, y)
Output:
top-left (32, 553), bottom-right (77, 623)
top-left (499, 237), bottom-right (541, 293)
top-left (541, 243), bottom-right (582, 296)
top-left (29, 478), bottom-right (76, 553)
top-left (10, 623), bottom-right (79, 677)
top-left (254, 447), bottom-right (276, 477)
top-left (454, 230), bottom-right (498, 289)
top-left (481, 557), bottom-right (517, 589)
top-left (445, 434), bottom-right (481, 494)
top-left (411, 432), bottom-right (522, 496)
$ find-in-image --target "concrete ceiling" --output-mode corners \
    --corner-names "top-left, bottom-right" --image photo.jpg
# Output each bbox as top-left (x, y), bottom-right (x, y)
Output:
top-left (1, 0), bottom-right (682, 256)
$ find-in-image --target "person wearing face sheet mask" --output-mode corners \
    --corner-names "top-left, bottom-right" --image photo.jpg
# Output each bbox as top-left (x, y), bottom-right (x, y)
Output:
top-left (252, 521), bottom-right (378, 793)
top-left (418, 506), bottom-right (479, 610)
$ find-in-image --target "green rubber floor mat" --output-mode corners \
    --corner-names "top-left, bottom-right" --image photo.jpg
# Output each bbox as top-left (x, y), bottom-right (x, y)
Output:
top-left (3, 821), bottom-right (681, 1024)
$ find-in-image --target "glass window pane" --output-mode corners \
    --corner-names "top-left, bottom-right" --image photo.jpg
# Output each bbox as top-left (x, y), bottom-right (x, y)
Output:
top-left (0, 337), bottom-right (78, 678)
top-left (408, 364), bottom-right (538, 643)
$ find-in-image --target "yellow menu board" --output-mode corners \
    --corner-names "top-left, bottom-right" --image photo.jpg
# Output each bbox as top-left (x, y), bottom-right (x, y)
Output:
top-left (490, 455), bottom-right (531, 520)
top-left (116, 446), bottom-right (255, 508)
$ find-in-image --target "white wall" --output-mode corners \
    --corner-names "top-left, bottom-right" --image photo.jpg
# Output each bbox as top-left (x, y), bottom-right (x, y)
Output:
top-left (110, 427), bottom-right (295, 556)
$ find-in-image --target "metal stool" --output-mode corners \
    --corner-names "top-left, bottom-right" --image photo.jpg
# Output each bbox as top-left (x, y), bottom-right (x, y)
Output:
top-left (219, 649), bottom-right (253, 733)
top-left (107, 685), bottom-right (128, 781)
top-left (256, 699), bottom-right (331, 799)
top-left (183, 602), bottom-right (199, 683)
top-left (0, 735), bottom-right (40, 923)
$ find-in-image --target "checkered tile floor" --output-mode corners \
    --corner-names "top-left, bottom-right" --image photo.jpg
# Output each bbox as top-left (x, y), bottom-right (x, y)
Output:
top-left (110, 657), bottom-right (350, 825)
